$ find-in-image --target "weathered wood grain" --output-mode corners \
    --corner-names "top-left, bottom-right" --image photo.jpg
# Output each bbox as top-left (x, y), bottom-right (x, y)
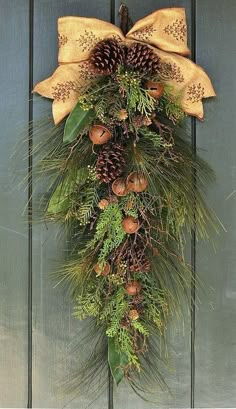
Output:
top-left (0, 0), bottom-right (29, 406)
top-left (195, 0), bottom-right (236, 406)
top-left (32, 1), bottom-right (111, 407)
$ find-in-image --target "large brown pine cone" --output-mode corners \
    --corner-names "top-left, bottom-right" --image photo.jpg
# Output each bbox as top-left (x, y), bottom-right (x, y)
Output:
top-left (126, 43), bottom-right (160, 74)
top-left (90, 39), bottom-right (125, 74)
top-left (96, 143), bottom-right (126, 183)
top-left (114, 238), bottom-right (150, 273)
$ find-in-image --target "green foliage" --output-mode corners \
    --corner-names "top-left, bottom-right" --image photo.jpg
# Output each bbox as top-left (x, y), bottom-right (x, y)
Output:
top-left (63, 102), bottom-right (95, 144)
top-left (89, 203), bottom-right (126, 266)
top-left (76, 182), bottom-right (99, 226)
top-left (116, 67), bottom-right (156, 116)
top-left (159, 85), bottom-right (185, 123)
top-left (74, 279), bottom-right (104, 319)
top-left (131, 320), bottom-right (149, 336)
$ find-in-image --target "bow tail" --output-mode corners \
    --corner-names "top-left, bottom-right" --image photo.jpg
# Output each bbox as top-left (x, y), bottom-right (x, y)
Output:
top-left (152, 47), bottom-right (216, 120)
top-left (33, 62), bottom-right (95, 124)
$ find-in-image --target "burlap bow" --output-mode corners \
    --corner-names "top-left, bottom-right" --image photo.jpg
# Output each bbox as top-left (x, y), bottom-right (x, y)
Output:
top-left (34, 8), bottom-right (216, 125)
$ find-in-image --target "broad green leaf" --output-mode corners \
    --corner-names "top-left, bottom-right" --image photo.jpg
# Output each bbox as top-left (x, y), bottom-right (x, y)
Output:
top-left (63, 102), bottom-right (95, 144)
top-left (108, 337), bottom-right (129, 386)
top-left (47, 181), bottom-right (72, 215)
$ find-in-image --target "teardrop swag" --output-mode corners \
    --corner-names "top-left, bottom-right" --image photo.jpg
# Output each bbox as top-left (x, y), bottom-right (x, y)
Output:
top-left (33, 5), bottom-right (216, 401)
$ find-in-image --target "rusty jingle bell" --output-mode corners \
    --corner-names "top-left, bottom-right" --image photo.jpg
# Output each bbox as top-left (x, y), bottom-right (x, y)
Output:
top-left (89, 125), bottom-right (112, 144)
top-left (145, 81), bottom-right (164, 99)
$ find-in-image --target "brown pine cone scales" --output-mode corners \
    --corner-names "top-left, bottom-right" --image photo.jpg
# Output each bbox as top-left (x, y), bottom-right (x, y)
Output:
top-left (90, 39), bottom-right (125, 74)
top-left (114, 238), bottom-right (150, 273)
top-left (126, 43), bottom-right (160, 74)
top-left (96, 142), bottom-right (126, 183)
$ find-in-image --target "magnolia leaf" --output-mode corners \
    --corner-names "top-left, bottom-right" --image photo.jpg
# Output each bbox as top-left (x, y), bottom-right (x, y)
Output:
top-left (47, 182), bottom-right (71, 214)
top-left (108, 337), bottom-right (129, 386)
top-left (63, 103), bottom-right (95, 144)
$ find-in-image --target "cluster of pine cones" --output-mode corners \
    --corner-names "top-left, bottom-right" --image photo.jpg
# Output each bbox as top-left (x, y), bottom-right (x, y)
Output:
top-left (90, 38), bottom-right (160, 75)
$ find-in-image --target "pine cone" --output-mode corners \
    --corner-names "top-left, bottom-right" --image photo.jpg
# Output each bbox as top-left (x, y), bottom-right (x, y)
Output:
top-left (96, 143), bottom-right (126, 183)
top-left (126, 43), bottom-right (160, 74)
top-left (114, 238), bottom-right (150, 273)
top-left (90, 39), bottom-right (125, 74)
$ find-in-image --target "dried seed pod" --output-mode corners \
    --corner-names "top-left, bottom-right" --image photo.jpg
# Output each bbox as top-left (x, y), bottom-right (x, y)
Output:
top-left (145, 81), bottom-right (164, 99)
top-left (122, 216), bottom-right (140, 234)
top-left (98, 198), bottom-right (109, 210)
top-left (117, 109), bottom-right (128, 121)
top-left (89, 125), bottom-right (112, 145)
top-left (112, 178), bottom-right (128, 196)
top-left (128, 309), bottom-right (139, 320)
top-left (126, 172), bottom-right (148, 193)
top-left (125, 281), bottom-right (142, 296)
top-left (94, 262), bottom-right (111, 276)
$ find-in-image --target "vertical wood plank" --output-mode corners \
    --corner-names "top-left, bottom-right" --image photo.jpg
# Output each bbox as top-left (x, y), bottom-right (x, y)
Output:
top-left (32, 1), bottom-right (111, 407)
top-left (113, 1), bottom-right (192, 408)
top-left (195, 0), bottom-right (236, 406)
top-left (0, 0), bottom-right (29, 406)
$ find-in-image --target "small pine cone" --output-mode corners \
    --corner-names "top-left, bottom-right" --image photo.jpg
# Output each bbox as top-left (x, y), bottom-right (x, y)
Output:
top-left (128, 309), bottom-right (139, 320)
top-left (96, 143), bottom-right (126, 183)
top-left (126, 43), bottom-right (160, 74)
top-left (98, 198), bottom-right (109, 210)
top-left (90, 39), bottom-right (125, 74)
top-left (117, 109), bottom-right (128, 121)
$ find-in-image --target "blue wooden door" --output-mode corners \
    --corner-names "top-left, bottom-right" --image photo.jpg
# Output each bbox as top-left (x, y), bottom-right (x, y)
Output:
top-left (0, 0), bottom-right (235, 407)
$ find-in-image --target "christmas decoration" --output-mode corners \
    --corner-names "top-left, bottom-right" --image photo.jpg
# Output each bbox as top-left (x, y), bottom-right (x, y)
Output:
top-left (126, 171), bottom-right (148, 193)
top-left (112, 178), bottom-right (128, 196)
top-left (32, 5), bottom-right (216, 404)
top-left (89, 124), bottom-right (112, 144)
top-left (126, 42), bottom-right (160, 74)
top-left (125, 281), bottom-right (142, 296)
top-left (94, 262), bottom-right (111, 276)
top-left (96, 142), bottom-right (126, 183)
top-left (145, 81), bottom-right (164, 99)
top-left (90, 38), bottom-right (125, 74)
top-left (122, 216), bottom-right (140, 234)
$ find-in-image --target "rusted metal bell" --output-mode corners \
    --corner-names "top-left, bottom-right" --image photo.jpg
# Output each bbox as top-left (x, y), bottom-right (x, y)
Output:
top-left (122, 216), bottom-right (140, 234)
top-left (126, 172), bottom-right (148, 193)
top-left (94, 262), bottom-right (111, 276)
top-left (89, 125), bottom-right (112, 145)
top-left (125, 281), bottom-right (142, 296)
top-left (112, 178), bottom-right (128, 196)
top-left (145, 81), bottom-right (164, 99)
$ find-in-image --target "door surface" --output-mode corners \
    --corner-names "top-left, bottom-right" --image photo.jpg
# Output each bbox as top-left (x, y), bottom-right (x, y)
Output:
top-left (0, 0), bottom-right (236, 407)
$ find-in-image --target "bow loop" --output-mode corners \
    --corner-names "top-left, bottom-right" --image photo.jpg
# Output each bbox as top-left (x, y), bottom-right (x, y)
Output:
top-left (58, 17), bottom-right (125, 64)
top-left (126, 8), bottom-right (190, 55)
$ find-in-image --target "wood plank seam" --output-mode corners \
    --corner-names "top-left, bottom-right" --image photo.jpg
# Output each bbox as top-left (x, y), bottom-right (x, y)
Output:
top-left (191, 0), bottom-right (196, 407)
top-left (27, 0), bottom-right (34, 407)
